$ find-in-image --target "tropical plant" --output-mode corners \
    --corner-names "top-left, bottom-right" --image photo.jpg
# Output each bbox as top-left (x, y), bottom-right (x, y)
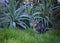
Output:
top-left (28, 0), bottom-right (56, 33)
top-left (0, 2), bottom-right (8, 14)
top-left (22, 0), bottom-right (53, 29)
top-left (0, 0), bottom-right (30, 29)
top-left (49, 6), bottom-right (60, 29)
top-left (30, 0), bottom-right (54, 27)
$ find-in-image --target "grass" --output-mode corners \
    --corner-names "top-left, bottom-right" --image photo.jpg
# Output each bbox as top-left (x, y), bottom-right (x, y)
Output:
top-left (0, 27), bottom-right (60, 43)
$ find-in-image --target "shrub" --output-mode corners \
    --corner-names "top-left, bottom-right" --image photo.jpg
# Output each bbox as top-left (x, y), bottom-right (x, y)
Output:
top-left (0, 0), bottom-right (30, 29)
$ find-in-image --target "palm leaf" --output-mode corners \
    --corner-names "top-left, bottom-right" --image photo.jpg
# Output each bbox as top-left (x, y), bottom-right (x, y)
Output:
top-left (17, 21), bottom-right (29, 30)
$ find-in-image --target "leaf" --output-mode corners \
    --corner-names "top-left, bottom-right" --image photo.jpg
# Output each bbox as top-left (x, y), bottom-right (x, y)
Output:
top-left (18, 13), bottom-right (30, 18)
top-left (8, 0), bottom-right (15, 15)
top-left (33, 12), bottom-right (42, 16)
top-left (14, 5), bottom-right (25, 19)
top-left (17, 21), bottom-right (29, 30)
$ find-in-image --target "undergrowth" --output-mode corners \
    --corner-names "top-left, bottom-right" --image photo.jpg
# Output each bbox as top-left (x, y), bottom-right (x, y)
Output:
top-left (0, 27), bottom-right (60, 43)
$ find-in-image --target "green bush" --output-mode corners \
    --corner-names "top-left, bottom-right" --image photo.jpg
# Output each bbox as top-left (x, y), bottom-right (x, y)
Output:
top-left (0, 0), bottom-right (30, 29)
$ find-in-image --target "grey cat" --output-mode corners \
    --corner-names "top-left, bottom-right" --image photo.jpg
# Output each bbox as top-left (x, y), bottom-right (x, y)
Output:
top-left (33, 20), bottom-right (46, 34)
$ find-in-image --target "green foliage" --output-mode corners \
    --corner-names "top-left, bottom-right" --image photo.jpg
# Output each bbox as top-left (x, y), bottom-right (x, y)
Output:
top-left (50, 6), bottom-right (60, 29)
top-left (0, 0), bottom-right (56, 29)
top-left (0, 0), bottom-right (30, 29)
top-left (0, 4), bottom-right (8, 14)
top-left (28, 0), bottom-right (55, 27)
top-left (0, 29), bottom-right (5, 40)
top-left (0, 14), bottom-right (10, 28)
top-left (0, 28), bottom-right (60, 43)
